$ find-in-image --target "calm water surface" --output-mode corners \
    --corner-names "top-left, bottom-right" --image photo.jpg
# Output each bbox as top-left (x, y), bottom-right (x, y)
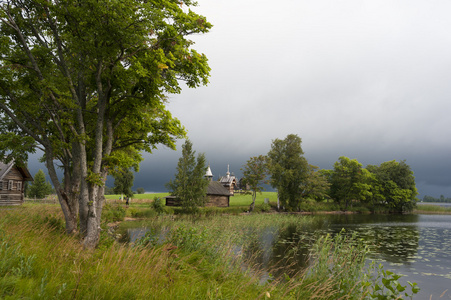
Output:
top-left (125, 214), bottom-right (451, 299)
top-left (319, 214), bottom-right (451, 299)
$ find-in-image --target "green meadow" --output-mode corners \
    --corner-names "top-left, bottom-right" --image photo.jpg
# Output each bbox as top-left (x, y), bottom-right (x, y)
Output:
top-left (105, 191), bottom-right (277, 205)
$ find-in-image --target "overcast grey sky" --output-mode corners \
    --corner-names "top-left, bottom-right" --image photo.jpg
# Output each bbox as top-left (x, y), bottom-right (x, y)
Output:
top-left (30, 0), bottom-right (451, 197)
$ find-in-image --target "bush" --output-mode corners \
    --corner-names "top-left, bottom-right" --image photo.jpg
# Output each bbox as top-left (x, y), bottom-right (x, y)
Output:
top-left (102, 204), bottom-right (126, 223)
top-left (299, 198), bottom-right (318, 212)
top-left (257, 203), bottom-right (271, 212)
top-left (151, 197), bottom-right (165, 215)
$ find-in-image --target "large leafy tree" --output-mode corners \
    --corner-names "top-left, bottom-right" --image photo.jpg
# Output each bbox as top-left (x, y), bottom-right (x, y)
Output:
top-left (0, 0), bottom-right (211, 248)
top-left (241, 155), bottom-right (267, 212)
top-left (299, 164), bottom-right (330, 202)
top-left (28, 169), bottom-right (53, 199)
top-left (330, 156), bottom-right (372, 210)
top-left (113, 168), bottom-right (134, 198)
top-left (267, 134), bottom-right (309, 211)
top-left (366, 160), bottom-right (418, 212)
top-left (166, 139), bottom-right (209, 212)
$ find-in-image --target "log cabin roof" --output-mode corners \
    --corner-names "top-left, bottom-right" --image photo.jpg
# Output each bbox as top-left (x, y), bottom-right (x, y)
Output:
top-left (0, 160), bottom-right (33, 181)
top-left (207, 181), bottom-right (231, 196)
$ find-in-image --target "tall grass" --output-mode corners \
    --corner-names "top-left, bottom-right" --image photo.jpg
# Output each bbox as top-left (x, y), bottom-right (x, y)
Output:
top-left (414, 204), bottom-right (451, 214)
top-left (0, 206), bottom-right (269, 299)
top-left (0, 205), bottom-right (417, 299)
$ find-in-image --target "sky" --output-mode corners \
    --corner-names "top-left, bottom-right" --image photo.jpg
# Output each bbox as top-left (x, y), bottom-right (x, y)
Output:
top-left (30, 0), bottom-right (451, 198)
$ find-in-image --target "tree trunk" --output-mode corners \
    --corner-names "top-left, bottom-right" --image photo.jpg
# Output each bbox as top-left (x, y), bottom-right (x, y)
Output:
top-left (45, 148), bottom-right (78, 234)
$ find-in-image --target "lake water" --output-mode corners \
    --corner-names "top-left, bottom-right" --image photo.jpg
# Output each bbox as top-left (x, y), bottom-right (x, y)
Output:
top-left (314, 214), bottom-right (451, 299)
top-left (124, 214), bottom-right (451, 299)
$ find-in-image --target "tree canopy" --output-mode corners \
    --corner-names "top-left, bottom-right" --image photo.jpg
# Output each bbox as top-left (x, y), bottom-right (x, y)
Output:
top-left (113, 168), bottom-right (134, 198)
top-left (0, 0), bottom-right (211, 248)
top-left (267, 134), bottom-right (309, 211)
top-left (330, 156), bottom-right (371, 210)
top-left (366, 160), bottom-right (418, 212)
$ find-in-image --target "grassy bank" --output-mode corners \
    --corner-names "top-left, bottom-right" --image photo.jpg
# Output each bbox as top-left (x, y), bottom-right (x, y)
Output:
top-left (0, 204), bottom-right (418, 299)
top-left (106, 192), bottom-right (344, 215)
top-left (106, 192), bottom-right (451, 216)
top-left (414, 204), bottom-right (451, 214)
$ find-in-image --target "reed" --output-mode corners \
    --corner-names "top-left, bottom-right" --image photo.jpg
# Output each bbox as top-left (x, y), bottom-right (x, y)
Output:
top-left (0, 205), bottom-right (417, 299)
top-left (414, 204), bottom-right (451, 214)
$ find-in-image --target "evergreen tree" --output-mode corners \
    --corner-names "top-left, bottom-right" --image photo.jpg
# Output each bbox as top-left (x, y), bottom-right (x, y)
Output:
top-left (166, 139), bottom-right (209, 212)
top-left (28, 169), bottom-right (53, 199)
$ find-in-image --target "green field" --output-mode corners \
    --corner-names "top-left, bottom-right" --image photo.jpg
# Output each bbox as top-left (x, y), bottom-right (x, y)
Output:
top-left (105, 192), bottom-right (278, 207)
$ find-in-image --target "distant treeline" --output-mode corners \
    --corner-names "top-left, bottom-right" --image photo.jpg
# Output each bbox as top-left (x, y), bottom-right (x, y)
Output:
top-left (422, 195), bottom-right (451, 203)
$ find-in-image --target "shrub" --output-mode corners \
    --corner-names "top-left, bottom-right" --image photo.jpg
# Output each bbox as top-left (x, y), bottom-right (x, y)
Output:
top-left (151, 197), bottom-right (165, 215)
top-left (299, 198), bottom-right (318, 212)
top-left (258, 203), bottom-right (271, 212)
top-left (102, 204), bottom-right (126, 223)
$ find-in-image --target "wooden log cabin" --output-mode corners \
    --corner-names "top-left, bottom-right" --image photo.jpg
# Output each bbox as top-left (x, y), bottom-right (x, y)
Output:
top-left (0, 161), bottom-right (33, 206)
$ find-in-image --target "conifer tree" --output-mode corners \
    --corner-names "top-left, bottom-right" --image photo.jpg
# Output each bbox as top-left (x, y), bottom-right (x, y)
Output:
top-left (166, 139), bottom-right (208, 212)
top-left (28, 169), bottom-right (53, 199)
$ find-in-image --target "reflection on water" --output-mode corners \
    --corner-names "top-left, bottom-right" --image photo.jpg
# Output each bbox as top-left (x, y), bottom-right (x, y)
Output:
top-left (124, 214), bottom-right (451, 299)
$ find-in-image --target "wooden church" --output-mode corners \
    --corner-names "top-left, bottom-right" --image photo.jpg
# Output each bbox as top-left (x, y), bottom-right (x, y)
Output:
top-left (165, 165), bottom-right (231, 207)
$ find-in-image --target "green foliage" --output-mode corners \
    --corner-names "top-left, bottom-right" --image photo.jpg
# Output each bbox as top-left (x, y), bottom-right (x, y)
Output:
top-left (330, 157), bottom-right (371, 210)
top-left (113, 168), bottom-right (134, 198)
top-left (267, 134), bottom-right (309, 211)
top-left (101, 204), bottom-right (126, 223)
top-left (305, 230), bottom-right (418, 300)
top-left (300, 164), bottom-right (331, 202)
top-left (27, 169), bottom-right (53, 199)
top-left (136, 187), bottom-right (145, 194)
top-left (366, 160), bottom-right (418, 213)
top-left (166, 139), bottom-right (209, 213)
top-left (241, 155), bottom-right (268, 212)
top-left (151, 197), bottom-right (165, 215)
top-left (324, 158), bottom-right (418, 213)
top-left (414, 204), bottom-right (451, 213)
top-left (257, 202), bottom-right (272, 212)
top-left (299, 198), bottom-right (319, 212)
top-left (0, 0), bottom-right (211, 247)
top-left (368, 264), bottom-right (420, 299)
top-left (104, 186), bottom-right (115, 195)
top-left (423, 194), bottom-right (451, 203)
top-left (1, 206), bottom-right (422, 299)
top-left (134, 230), bottom-right (160, 248)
